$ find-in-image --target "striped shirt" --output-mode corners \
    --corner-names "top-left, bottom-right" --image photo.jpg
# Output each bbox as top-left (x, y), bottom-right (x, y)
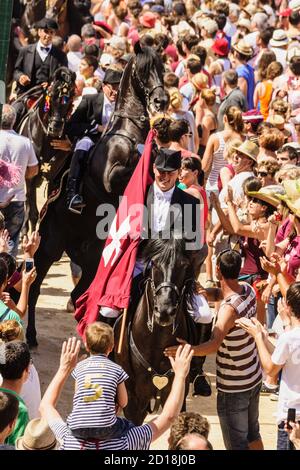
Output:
top-left (50, 419), bottom-right (152, 450)
top-left (216, 283), bottom-right (262, 393)
top-left (206, 132), bottom-right (227, 193)
top-left (67, 355), bottom-right (128, 430)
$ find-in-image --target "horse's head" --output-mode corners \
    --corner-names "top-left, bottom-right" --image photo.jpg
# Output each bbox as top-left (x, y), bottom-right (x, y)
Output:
top-left (142, 237), bottom-right (194, 328)
top-left (131, 43), bottom-right (169, 116)
top-left (46, 0), bottom-right (66, 20)
top-left (45, 67), bottom-right (76, 137)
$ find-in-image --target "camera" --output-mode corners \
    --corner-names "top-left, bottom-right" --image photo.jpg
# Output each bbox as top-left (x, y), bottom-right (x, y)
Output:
top-left (25, 258), bottom-right (34, 273)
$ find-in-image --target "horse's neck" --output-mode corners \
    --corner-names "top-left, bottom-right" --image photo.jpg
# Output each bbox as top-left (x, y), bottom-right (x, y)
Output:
top-left (114, 80), bottom-right (147, 119)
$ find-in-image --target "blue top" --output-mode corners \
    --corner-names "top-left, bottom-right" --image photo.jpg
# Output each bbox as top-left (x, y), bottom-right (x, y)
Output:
top-left (236, 64), bottom-right (255, 110)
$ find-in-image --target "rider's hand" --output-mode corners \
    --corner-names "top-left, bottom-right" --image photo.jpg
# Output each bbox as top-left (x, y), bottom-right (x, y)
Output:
top-left (50, 137), bottom-right (72, 152)
top-left (19, 74), bottom-right (31, 86)
top-left (41, 82), bottom-right (48, 89)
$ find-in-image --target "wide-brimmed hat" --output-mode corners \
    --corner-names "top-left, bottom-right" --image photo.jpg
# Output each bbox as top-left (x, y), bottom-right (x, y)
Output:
top-left (35, 18), bottom-right (58, 30)
top-left (247, 185), bottom-right (286, 207)
top-left (242, 4), bottom-right (257, 17)
top-left (232, 40), bottom-right (253, 57)
top-left (201, 18), bottom-right (218, 36)
top-left (108, 35), bottom-right (127, 51)
top-left (140, 12), bottom-right (156, 29)
top-left (212, 38), bottom-right (229, 57)
top-left (237, 18), bottom-right (251, 31)
top-left (93, 20), bottom-right (113, 35)
top-left (275, 179), bottom-right (300, 217)
top-left (15, 419), bottom-right (59, 450)
top-left (242, 109), bottom-right (264, 124)
top-left (269, 114), bottom-right (285, 129)
top-left (154, 148), bottom-right (181, 172)
top-left (269, 29), bottom-right (289, 47)
top-left (103, 68), bottom-right (122, 84)
top-left (232, 140), bottom-right (259, 162)
top-left (290, 0), bottom-right (300, 12)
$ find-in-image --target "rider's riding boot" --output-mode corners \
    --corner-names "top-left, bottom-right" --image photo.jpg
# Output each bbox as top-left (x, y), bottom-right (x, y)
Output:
top-left (66, 178), bottom-right (86, 214)
top-left (66, 146), bottom-right (90, 214)
top-left (190, 322), bottom-right (213, 397)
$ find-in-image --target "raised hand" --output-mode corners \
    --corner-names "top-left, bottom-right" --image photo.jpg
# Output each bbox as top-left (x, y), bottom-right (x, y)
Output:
top-left (59, 337), bottom-right (81, 372)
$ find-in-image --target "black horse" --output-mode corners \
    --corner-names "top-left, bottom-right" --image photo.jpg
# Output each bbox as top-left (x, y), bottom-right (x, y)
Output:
top-left (26, 45), bottom-right (168, 346)
top-left (18, 66), bottom-right (76, 233)
top-left (114, 237), bottom-right (200, 425)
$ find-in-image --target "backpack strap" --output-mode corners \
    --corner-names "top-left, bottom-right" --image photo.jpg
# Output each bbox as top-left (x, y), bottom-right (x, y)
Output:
top-left (0, 307), bottom-right (11, 322)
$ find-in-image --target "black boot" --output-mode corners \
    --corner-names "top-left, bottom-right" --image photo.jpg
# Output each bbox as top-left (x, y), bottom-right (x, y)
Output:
top-left (66, 177), bottom-right (86, 214)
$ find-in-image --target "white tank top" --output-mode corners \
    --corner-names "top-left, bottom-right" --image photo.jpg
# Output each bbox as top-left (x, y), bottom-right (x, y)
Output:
top-left (206, 132), bottom-right (227, 192)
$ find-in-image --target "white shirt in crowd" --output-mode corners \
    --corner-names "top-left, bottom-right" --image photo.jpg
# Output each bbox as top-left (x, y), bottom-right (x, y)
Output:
top-left (20, 363), bottom-right (41, 420)
top-left (102, 94), bottom-right (115, 127)
top-left (271, 327), bottom-right (300, 423)
top-left (67, 51), bottom-right (83, 73)
top-left (36, 41), bottom-right (52, 62)
top-left (0, 130), bottom-right (38, 203)
top-left (153, 182), bottom-right (175, 233)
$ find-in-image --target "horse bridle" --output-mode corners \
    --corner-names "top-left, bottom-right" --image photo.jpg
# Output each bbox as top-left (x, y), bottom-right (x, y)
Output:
top-left (145, 271), bottom-right (193, 334)
top-left (132, 63), bottom-right (165, 114)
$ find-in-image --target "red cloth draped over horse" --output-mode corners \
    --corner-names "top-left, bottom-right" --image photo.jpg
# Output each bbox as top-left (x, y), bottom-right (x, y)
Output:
top-left (74, 130), bottom-right (155, 337)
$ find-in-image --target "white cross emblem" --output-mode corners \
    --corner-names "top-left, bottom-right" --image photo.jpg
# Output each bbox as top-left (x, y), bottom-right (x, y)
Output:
top-left (102, 215), bottom-right (132, 267)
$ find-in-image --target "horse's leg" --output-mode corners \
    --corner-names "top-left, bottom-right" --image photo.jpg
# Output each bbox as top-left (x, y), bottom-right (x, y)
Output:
top-left (124, 385), bottom-right (149, 426)
top-left (27, 175), bottom-right (40, 232)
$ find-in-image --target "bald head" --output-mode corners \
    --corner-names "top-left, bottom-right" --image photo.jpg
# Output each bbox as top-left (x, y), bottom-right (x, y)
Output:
top-left (177, 434), bottom-right (212, 450)
top-left (67, 34), bottom-right (82, 52)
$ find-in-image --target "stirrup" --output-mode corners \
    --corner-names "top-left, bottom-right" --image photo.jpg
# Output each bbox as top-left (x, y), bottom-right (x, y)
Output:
top-left (68, 195), bottom-right (85, 215)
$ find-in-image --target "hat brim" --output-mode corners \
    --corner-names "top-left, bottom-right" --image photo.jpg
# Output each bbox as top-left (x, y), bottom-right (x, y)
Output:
top-left (15, 437), bottom-right (59, 450)
top-left (155, 165), bottom-right (180, 172)
top-left (269, 39), bottom-right (289, 47)
top-left (285, 199), bottom-right (300, 218)
top-left (231, 145), bottom-right (257, 162)
top-left (231, 44), bottom-right (253, 57)
top-left (247, 191), bottom-right (281, 207)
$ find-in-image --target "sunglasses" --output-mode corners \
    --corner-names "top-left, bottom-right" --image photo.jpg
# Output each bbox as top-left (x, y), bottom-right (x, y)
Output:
top-left (257, 171), bottom-right (268, 177)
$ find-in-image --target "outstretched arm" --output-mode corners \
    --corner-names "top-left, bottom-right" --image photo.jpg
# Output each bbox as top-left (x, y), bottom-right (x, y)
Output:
top-left (40, 338), bottom-right (81, 423)
top-left (148, 345), bottom-right (193, 442)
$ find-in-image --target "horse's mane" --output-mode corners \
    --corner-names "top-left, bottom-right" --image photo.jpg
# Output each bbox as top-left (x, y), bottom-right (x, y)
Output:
top-left (135, 46), bottom-right (164, 82)
top-left (142, 236), bottom-right (189, 266)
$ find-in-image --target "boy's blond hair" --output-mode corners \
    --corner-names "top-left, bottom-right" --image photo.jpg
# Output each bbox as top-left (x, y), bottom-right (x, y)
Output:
top-left (85, 322), bottom-right (114, 355)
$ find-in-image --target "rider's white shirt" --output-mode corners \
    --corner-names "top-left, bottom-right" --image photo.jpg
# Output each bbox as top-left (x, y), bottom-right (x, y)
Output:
top-left (153, 182), bottom-right (175, 233)
top-left (36, 41), bottom-right (52, 62)
top-left (102, 94), bottom-right (115, 127)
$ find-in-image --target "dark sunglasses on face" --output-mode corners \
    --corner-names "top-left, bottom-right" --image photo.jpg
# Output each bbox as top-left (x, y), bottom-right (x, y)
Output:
top-left (257, 171), bottom-right (268, 177)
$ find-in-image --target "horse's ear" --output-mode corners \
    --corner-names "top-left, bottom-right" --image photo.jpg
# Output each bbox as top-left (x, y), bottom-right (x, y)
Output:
top-left (134, 41), bottom-right (143, 55)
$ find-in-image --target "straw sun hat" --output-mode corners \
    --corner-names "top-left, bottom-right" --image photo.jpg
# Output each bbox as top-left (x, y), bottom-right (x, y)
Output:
top-left (231, 140), bottom-right (259, 162)
top-left (275, 179), bottom-right (300, 217)
top-left (231, 40), bottom-right (253, 57)
top-left (247, 185), bottom-right (286, 207)
top-left (15, 418), bottom-right (59, 451)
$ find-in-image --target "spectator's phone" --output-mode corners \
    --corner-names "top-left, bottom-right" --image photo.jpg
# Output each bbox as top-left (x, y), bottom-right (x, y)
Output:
top-left (287, 408), bottom-right (296, 430)
top-left (25, 258), bottom-right (34, 272)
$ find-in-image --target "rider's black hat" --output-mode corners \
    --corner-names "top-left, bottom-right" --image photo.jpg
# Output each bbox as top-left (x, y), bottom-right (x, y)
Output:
top-left (103, 68), bottom-right (123, 84)
top-left (35, 18), bottom-right (58, 30)
top-left (154, 148), bottom-right (182, 172)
